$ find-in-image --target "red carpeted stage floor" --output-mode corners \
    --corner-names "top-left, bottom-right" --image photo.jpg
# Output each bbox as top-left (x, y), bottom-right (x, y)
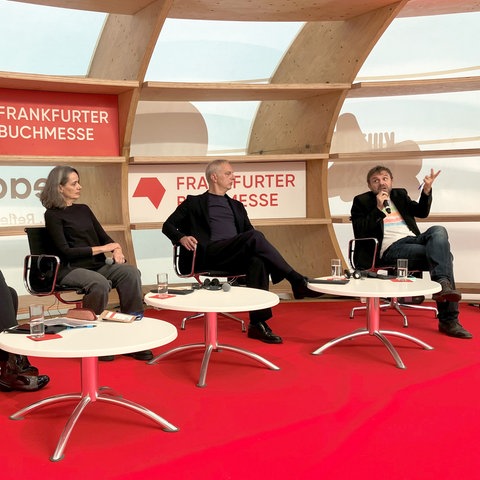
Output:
top-left (2, 300), bottom-right (479, 479)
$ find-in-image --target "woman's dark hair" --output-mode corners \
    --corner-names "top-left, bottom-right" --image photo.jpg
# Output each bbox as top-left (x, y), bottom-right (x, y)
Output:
top-left (40, 165), bottom-right (79, 209)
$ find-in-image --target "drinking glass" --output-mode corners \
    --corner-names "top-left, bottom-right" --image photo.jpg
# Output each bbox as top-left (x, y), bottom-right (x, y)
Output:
top-left (29, 304), bottom-right (45, 337)
top-left (396, 259), bottom-right (408, 281)
top-left (157, 273), bottom-right (169, 297)
top-left (331, 259), bottom-right (342, 279)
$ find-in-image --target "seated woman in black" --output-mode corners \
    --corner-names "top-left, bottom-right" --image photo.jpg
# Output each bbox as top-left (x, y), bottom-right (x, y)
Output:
top-left (39, 165), bottom-right (152, 362)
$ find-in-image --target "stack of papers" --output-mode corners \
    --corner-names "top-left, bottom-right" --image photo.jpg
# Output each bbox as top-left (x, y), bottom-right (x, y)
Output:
top-left (44, 317), bottom-right (98, 328)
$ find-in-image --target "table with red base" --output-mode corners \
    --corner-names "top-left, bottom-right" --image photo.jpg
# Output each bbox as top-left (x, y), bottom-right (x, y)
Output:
top-left (308, 277), bottom-right (441, 369)
top-left (144, 286), bottom-right (280, 387)
top-left (0, 317), bottom-right (178, 462)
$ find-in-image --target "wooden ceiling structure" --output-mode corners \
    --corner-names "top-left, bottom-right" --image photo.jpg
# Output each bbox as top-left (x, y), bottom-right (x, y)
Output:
top-left (10, 0), bottom-right (479, 152)
top-left (11, 0), bottom-right (480, 19)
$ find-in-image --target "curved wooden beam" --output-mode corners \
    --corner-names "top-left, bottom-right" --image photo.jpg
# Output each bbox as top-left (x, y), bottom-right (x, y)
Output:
top-left (89, 1), bottom-right (172, 82)
top-left (249, 2), bottom-right (406, 155)
top-left (10, 0), bottom-right (480, 19)
top-left (87, 1), bottom-right (175, 266)
top-left (89, 0), bottom-right (174, 154)
top-left (247, 2), bottom-right (406, 276)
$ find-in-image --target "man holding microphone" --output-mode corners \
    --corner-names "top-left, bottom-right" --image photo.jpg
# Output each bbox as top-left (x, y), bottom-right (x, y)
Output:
top-left (351, 165), bottom-right (471, 339)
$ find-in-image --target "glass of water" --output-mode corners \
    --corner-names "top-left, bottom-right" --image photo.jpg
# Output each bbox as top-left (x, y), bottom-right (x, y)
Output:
top-left (29, 304), bottom-right (45, 337)
top-left (331, 259), bottom-right (342, 279)
top-left (157, 273), bottom-right (169, 297)
top-left (396, 259), bottom-right (408, 281)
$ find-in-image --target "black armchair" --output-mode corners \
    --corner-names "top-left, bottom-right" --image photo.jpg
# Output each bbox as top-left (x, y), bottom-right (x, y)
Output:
top-left (23, 227), bottom-right (84, 309)
top-left (348, 237), bottom-right (437, 327)
top-left (173, 244), bottom-right (246, 331)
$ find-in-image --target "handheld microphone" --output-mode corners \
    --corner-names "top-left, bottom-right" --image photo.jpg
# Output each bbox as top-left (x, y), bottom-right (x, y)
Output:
top-left (222, 283), bottom-right (231, 292)
top-left (383, 199), bottom-right (391, 214)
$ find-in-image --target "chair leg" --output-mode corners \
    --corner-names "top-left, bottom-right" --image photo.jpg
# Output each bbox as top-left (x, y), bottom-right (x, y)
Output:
top-left (350, 301), bottom-right (391, 319)
top-left (180, 312), bottom-right (246, 332)
top-left (389, 299), bottom-right (409, 327)
top-left (180, 313), bottom-right (204, 330)
top-left (390, 298), bottom-right (438, 328)
top-left (350, 305), bottom-right (366, 319)
top-left (219, 313), bottom-right (246, 332)
top-left (395, 300), bottom-right (438, 326)
top-left (351, 297), bottom-right (438, 329)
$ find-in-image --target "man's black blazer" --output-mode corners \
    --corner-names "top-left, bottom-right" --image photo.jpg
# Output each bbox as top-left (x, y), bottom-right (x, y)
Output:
top-left (162, 191), bottom-right (254, 269)
top-left (350, 188), bottom-right (432, 268)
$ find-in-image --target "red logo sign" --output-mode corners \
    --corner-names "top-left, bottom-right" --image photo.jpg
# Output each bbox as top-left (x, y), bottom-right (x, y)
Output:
top-left (133, 177), bottom-right (166, 208)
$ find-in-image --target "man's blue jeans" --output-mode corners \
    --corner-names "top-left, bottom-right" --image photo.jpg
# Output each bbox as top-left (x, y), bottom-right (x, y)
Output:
top-left (382, 226), bottom-right (459, 324)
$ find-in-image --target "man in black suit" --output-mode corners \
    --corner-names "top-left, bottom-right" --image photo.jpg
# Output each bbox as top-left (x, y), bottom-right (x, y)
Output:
top-left (162, 159), bottom-right (321, 344)
top-left (351, 164), bottom-right (471, 339)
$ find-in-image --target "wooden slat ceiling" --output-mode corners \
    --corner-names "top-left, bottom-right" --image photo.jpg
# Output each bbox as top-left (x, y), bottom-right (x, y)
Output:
top-left (10, 0), bottom-right (480, 19)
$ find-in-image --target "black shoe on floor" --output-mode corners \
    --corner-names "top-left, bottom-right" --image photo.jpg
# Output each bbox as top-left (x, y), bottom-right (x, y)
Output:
top-left (0, 374), bottom-right (50, 392)
top-left (99, 355), bottom-right (115, 362)
top-left (439, 322), bottom-right (472, 339)
top-left (247, 322), bottom-right (283, 344)
top-left (292, 277), bottom-right (325, 300)
top-left (432, 279), bottom-right (461, 302)
top-left (124, 350), bottom-right (154, 361)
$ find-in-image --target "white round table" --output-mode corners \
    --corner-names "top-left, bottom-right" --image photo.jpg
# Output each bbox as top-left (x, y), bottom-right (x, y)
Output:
top-left (0, 317), bottom-right (178, 461)
top-left (144, 286), bottom-right (280, 387)
top-left (308, 277), bottom-right (441, 369)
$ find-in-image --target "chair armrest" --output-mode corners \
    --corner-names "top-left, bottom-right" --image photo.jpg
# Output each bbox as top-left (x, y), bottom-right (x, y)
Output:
top-left (348, 237), bottom-right (379, 271)
top-left (173, 244), bottom-right (197, 278)
top-left (23, 254), bottom-right (61, 296)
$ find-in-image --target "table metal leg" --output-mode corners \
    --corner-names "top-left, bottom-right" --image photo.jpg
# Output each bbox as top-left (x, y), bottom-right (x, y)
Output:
top-left (10, 356), bottom-right (178, 462)
top-left (216, 344), bottom-right (280, 370)
top-left (148, 343), bottom-right (207, 364)
top-left (197, 344), bottom-right (215, 388)
top-left (96, 394), bottom-right (178, 431)
top-left (379, 330), bottom-right (434, 350)
top-left (149, 311), bottom-right (279, 387)
top-left (372, 331), bottom-right (406, 369)
top-left (313, 297), bottom-right (434, 369)
top-left (10, 393), bottom-right (83, 420)
top-left (51, 395), bottom-right (92, 461)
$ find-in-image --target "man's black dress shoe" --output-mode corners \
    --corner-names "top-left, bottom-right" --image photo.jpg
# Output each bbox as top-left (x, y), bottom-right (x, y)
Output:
top-left (124, 350), bottom-right (154, 361)
top-left (292, 278), bottom-right (324, 300)
top-left (99, 355), bottom-right (115, 362)
top-left (439, 322), bottom-right (472, 339)
top-left (432, 279), bottom-right (461, 302)
top-left (247, 322), bottom-right (283, 344)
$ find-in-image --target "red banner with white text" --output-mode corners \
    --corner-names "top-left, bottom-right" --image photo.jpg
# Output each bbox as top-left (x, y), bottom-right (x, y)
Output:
top-left (0, 89), bottom-right (119, 156)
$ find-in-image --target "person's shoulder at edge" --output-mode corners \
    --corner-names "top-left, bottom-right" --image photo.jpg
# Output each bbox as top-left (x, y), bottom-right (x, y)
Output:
top-left (45, 203), bottom-right (89, 211)
top-left (353, 190), bottom-right (373, 201)
top-left (183, 191), bottom-right (209, 202)
top-left (45, 203), bottom-right (92, 221)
